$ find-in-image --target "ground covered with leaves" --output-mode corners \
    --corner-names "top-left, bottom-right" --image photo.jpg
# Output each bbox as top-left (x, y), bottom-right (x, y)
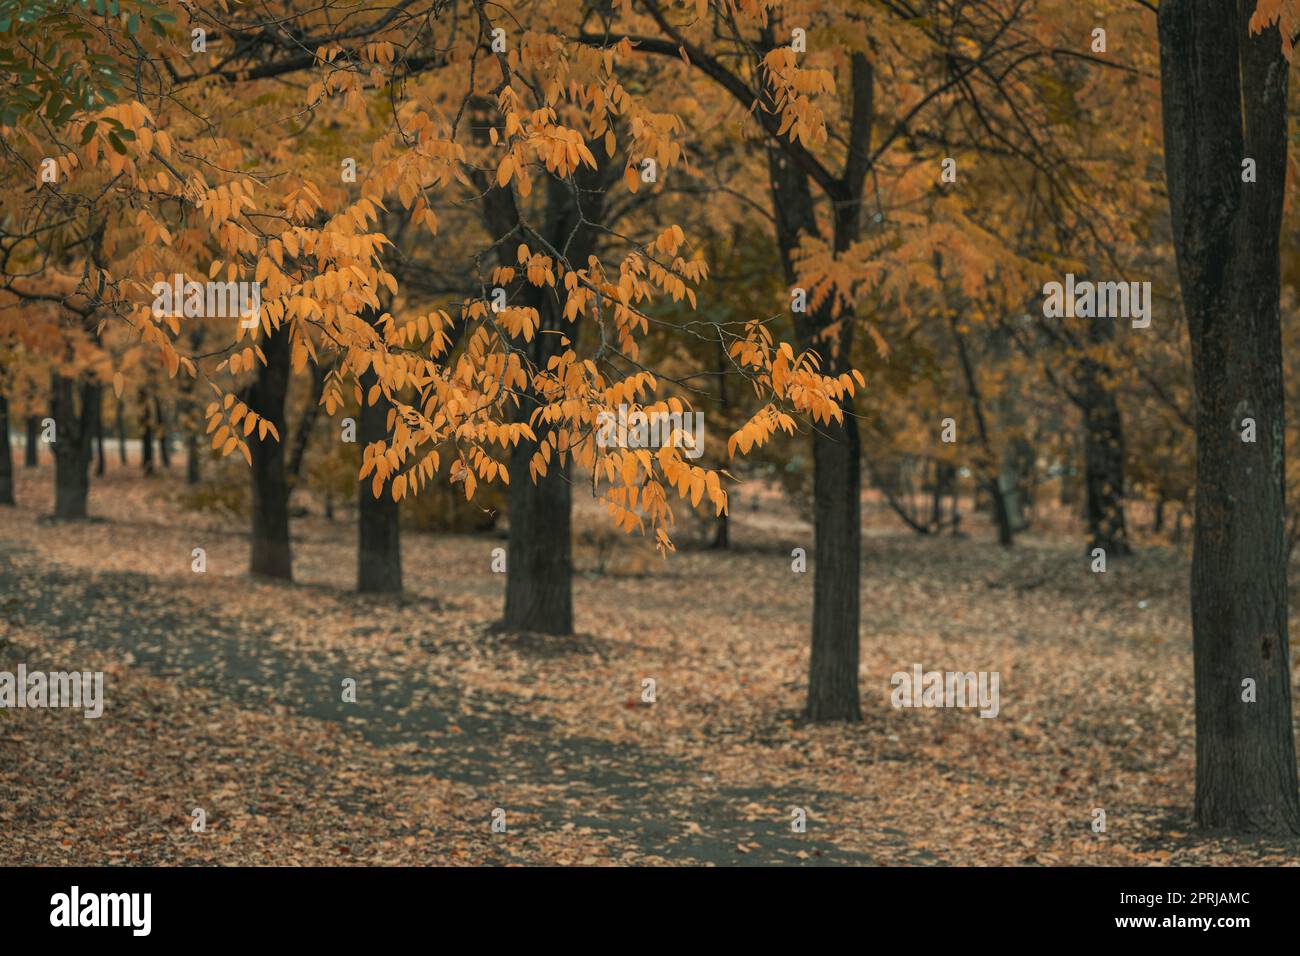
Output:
top-left (2, 464), bottom-right (1299, 866)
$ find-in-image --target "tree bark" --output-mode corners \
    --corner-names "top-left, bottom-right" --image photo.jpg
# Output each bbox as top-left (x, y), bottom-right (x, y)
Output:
top-left (769, 139), bottom-right (864, 721)
top-left (25, 415), bottom-right (38, 467)
top-left (1078, 316), bottom-right (1131, 556)
top-left (0, 391), bottom-right (15, 505)
top-left (51, 375), bottom-right (97, 519)
top-left (1159, 0), bottom-right (1300, 833)
top-left (247, 322), bottom-right (293, 579)
top-left (480, 166), bottom-right (610, 635)
top-left (949, 310), bottom-right (1014, 547)
top-left (357, 362), bottom-right (402, 593)
top-left (140, 391), bottom-right (155, 476)
top-left (94, 398), bottom-right (105, 477)
top-left (1082, 378), bottom-right (1130, 555)
top-left (115, 397), bottom-right (127, 465)
top-left (155, 396), bottom-right (170, 470)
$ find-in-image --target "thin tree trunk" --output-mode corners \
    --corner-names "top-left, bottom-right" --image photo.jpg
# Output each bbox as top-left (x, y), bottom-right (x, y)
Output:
top-left (932, 460), bottom-right (956, 531)
top-left (766, 54), bottom-right (870, 720)
top-left (25, 415), bottom-right (38, 467)
top-left (357, 362), bottom-right (402, 593)
top-left (94, 397), bottom-right (105, 477)
top-left (711, 510), bottom-right (730, 549)
top-left (116, 397), bottom-right (127, 465)
top-left (51, 376), bottom-right (96, 519)
top-left (948, 310), bottom-right (1014, 547)
top-left (140, 391), bottom-right (155, 476)
top-left (156, 396), bottom-right (170, 469)
top-left (1159, 0), bottom-right (1300, 833)
top-left (247, 322), bottom-right (293, 579)
top-left (1079, 317), bottom-right (1131, 555)
top-left (1083, 388), bottom-right (1130, 555)
top-left (0, 391), bottom-right (15, 505)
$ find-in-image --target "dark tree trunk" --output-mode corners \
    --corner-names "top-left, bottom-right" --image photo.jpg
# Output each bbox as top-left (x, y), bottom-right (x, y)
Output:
top-left (357, 363), bottom-right (402, 593)
top-left (500, 245), bottom-right (576, 633)
top-left (116, 397), bottom-right (127, 465)
top-left (931, 460), bottom-right (956, 530)
top-left (155, 397), bottom-right (170, 469)
top-left (806, 413), bottom-right (862, 720)
top-left (247, 322), bottom-right (293, 579)
top-left (94, 399), bottom-right (105, 477)
top-left (1082, 387), bottom-right (1130, 555)
top-left (1079, 318), bottom-right (1131, 556)
top-left (0, 392), bottom-right (15, 505)
top-left (480, 167), bottom-right (611, 635)
top-left (948, 308), bottom-right (1014, 547)
top-left (140, 392), bottom-right (155, 476)
top-left (51, 376), bottom-right (97, 519)
top-left (503, 429), bottom-right (573, 632)
top-left (1159, 0), bottom-right (1300, 833)
top-left (25, 415), bottom-right (38, 467)
top-left (765, 52), bottom-right (872, 721)
top-left (710, 510), bottom-right (730, 549)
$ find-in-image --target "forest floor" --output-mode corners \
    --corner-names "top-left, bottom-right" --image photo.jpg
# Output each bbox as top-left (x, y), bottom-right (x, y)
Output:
top-left (2, 460), bottom-right (1299, 866)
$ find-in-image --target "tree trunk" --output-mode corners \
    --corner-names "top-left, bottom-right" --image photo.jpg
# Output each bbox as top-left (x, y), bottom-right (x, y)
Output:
top-left (51, 376), bottom-right (97, 519)
top-left (1082, 387), bottom-right (1130, 555)
top-left (806, 413), bottom-right (862, 720)
top-left (140, 392), bottom-right (155, 476)
top-left (155, 396), bottom-right (170, 469)
top-left (0, 392), bottom-right (15, 505)
top-left (948, 308), bottom-right (1014, 547)
top-left (357, 363), bottom-right (402, 593)
top-left (116, 397), bottom-right (127, 465)
top-left (480, 169), bottom-right (610, 635)
top-left (247, 322), bottom-right (293, 579)
top-left (767, 86), bottom-right (869, 720)
top-left (1079, 317), bottom-right (1131, 556)
top-left (25, 415), bottom-right (38, 467)
top-left (1159, 0), bottom-right (1300, 833)
top-left (710, 510), bottom-right (730, 549)
top-left (503, 430), bottom-right (573, 631)
top-left (94, 399), bottom-right (105, 477)
top-left (931, 460), bottom-right (956, 531)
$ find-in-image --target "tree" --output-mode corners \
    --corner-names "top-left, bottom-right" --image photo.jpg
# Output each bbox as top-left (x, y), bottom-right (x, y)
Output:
top-left (1161, 0), bottom-right (1300, 833)
top-left (0, 387), bottom-right (14, 504)
top-left (246, 322), bottom-right (293, 580)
